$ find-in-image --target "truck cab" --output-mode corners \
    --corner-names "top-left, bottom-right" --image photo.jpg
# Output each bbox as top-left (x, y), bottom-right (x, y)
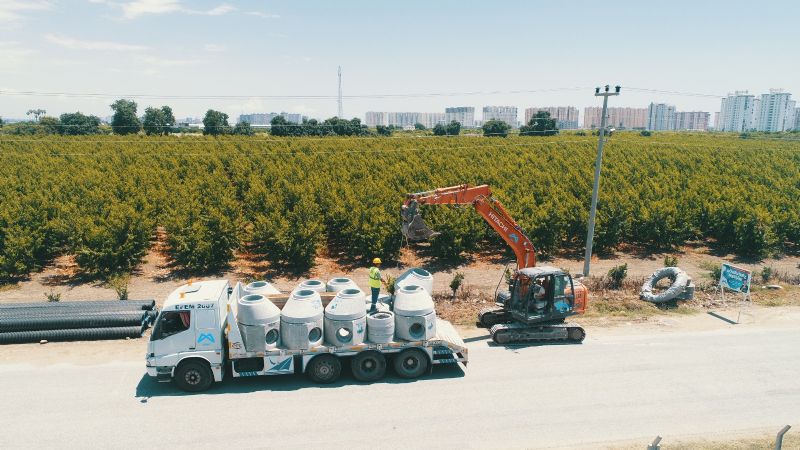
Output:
top-left (146, 280), bottom-right (229, 391)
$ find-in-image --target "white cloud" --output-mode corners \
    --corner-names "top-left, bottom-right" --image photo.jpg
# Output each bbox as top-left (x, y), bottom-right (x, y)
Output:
top-left (44, 33), bottom-right (148, 51)
top-left (137, 55), bottom-right (205, 67)
top-left (0, 41), bottom-right (35, 71)
top-left (247, 11), bottom-right (280, 19)
top-left (0, 0), bottom-right (51, 23)
top-left (203, 43), bottom-right (226, 52)
top-left (116, 0), bottom-right (235, 19)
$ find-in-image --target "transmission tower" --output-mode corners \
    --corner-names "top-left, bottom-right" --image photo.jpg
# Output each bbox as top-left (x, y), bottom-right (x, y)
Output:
top-left (337, 66), bottom-right (343, 118)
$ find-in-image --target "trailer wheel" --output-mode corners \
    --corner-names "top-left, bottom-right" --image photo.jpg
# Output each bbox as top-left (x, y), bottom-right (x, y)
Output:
top-left (307, 354), bottom-right (341, 384)
top-left (393, 348), bottom-right (428, 379)
top-left (174, 360), bottom-right (213, 392)
top-left (351, 351), bottom-right (387, 382)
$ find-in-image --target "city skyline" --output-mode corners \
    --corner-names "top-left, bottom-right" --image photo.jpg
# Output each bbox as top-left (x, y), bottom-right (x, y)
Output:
top-left (1, 1), bottom-right (798, 121)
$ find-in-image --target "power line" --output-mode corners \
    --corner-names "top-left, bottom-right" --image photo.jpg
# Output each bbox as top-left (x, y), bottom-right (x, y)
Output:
top-left (622, 87), bottom-right (725, 99)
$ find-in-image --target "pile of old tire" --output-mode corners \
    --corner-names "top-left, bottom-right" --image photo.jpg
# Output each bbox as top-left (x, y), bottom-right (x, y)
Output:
top-left (0, 300), bottom-right (157, 344)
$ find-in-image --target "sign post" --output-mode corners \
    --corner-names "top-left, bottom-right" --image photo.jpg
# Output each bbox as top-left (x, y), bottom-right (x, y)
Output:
top-left (718, 263), bottom-right (752, 323)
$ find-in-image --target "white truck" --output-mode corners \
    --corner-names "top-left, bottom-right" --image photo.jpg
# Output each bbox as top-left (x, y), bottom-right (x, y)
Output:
top-left (146, 279), bottom-right (468, 391)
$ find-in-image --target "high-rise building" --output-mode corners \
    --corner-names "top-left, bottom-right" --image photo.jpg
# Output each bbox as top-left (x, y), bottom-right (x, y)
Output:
top-left (445, 107), bottom-right (475, 128)
top-left (483, 106), bottom-right (518, 127)
top-left (239, 112), bottom-right (306, 126)
top-left (524, 106), bottom-right (579, 129)
top-left (647, 103), bottom-right (677, 131)
top-left (757, 89), bottom-right (795, 132)
top-left (717, 91), bottom-right (758, 132)
top-left (583, 107), bottom-right (648, 129)
top-left (675, 111), bottom-right (710, 131)
top-left (365, 111), bottom-right (387, 127)
top-left (383, 112), bottom-right (446, 129)
top-left (795, 108), bottom-right (800, 130)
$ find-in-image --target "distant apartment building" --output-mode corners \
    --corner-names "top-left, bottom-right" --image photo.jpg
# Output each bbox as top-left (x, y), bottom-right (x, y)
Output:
top-left (583, 107), bottom-right (648, 129)
top-left (483, 106), bottom-right (518, 127)
top-left (795, 108), bottom-right (800, 130)
top-left (647, 103), bottom-right (677, 131)
top-left (383, 112), bottom-right (446, 129)
top-left (445, 107), bottom-right (475, 128)
top-left (757, 89), bottom-right (795, 132)
top-left (365, 111), bottom-right (387, 127)
top-left (674, 111), bottom-right (710, 131)
top-left (239, 112), bottom-right (306, 126)
top-left (524, 106), bottom-right (579, 129)
top-left (717, 91), bottom-right (758, 132)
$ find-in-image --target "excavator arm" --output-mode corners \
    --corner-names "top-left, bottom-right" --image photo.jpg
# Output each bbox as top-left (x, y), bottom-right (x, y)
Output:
top-left (402, 184), bottom-right (536, 269)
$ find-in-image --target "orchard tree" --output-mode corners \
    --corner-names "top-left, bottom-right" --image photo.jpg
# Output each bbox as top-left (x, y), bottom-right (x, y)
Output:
top-left (432, 123), bottom-right (447, 136)
top-left (39, 116), bottom-right (61, 134)
top-left (520, 111), bottom-right (558, 136)
top-left (110, 99), bottom-right (141, 135)
top-left (376, 125), bottom-right (393, 136)
top-left (203, 110), bottom-right (231, 136)
top-left (414, 122), bottom-right (426, 130)
top-left (482, 119), bottom-right (511, 137)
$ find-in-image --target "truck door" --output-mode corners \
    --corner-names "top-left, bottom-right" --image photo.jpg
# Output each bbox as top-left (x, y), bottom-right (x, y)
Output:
top-left (150, 310), bottom-right (195, 358)
top-left (194, 308), bottom-right (219, 352)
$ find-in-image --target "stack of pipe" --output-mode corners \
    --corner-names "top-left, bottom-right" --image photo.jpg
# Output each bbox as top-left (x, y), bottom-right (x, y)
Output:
top-left (0, 300), bottom-right (157, 344)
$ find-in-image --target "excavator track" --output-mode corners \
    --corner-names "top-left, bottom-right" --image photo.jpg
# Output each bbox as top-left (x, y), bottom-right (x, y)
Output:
top-left (478, 307), bottom-right (512, 328)
top-left (490, 322), bottom-right (585, 345)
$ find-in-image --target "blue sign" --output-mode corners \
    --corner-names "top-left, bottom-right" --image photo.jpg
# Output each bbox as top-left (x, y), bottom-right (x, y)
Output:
top-left (720, 264), bottom-right (751, 294)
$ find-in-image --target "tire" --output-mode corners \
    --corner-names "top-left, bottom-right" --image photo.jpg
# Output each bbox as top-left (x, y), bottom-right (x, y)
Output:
top-left (393, 348), bottom-right (429, 379)
top-left (174, 360), bottom-right (214, 392)
top-left (640, 268), bottom-right (690, 303)
top-left (351, 351), bottom-right (387, 382)
top-left (307, 354), bottom-right (342, 384)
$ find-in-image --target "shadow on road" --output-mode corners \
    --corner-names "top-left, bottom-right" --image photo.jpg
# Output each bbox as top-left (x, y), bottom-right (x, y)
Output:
top-left (135, 363), bottom-right (465, 399)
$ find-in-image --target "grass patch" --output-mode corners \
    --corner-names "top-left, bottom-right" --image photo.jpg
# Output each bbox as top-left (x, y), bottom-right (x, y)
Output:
top-left (611, 431), bottom-right (799, 449)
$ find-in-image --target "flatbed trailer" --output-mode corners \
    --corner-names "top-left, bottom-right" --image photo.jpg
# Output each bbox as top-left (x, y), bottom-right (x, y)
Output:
top-left (146, 280), bottom-right (468, 391)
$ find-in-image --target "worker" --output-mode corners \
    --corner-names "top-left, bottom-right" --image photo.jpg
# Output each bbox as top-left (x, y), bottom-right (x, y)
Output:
top-left (368, 257), bottom-right (385, 313)
top-left (532, 281), bottom-right (546, 314)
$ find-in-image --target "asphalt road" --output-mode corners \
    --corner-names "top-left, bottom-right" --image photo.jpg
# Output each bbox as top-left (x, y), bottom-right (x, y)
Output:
top-left (1, 324), bottom-right (798, 449)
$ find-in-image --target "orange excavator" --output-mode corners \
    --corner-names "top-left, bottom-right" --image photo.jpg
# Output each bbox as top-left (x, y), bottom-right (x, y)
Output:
top-left (401, 184), bottom-right (588, 344)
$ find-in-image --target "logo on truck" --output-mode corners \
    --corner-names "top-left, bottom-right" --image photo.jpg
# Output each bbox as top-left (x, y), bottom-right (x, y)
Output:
top-left (197, 333), bottom-right (215, 344)
top-left (488, 211), bottom-right (509, 233)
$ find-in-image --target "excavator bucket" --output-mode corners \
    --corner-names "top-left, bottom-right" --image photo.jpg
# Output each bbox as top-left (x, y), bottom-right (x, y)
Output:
top-left (401, 201), bottom-right (439, 241)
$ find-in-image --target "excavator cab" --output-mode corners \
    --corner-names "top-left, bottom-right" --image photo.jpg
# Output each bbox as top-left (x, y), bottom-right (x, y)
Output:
top-left (510, 267), bottom-right (578, 325)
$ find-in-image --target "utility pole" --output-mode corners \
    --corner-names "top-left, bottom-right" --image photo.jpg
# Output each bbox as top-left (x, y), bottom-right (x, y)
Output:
top-left (337, 66), bottom-right (343, 118)
top-left (582, 85), bottom-right (620, 277)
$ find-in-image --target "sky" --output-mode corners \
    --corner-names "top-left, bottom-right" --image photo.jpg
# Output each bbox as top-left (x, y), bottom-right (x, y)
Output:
top-left (1, 0), bottom-right (798, 122)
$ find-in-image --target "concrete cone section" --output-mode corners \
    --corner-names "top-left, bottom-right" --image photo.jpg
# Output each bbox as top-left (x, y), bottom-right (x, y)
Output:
top-left (395, 268), bottom-right (434, 295)
top-left (298, 279), bottom-right (326, 293)
top-left (393, 285), bottom-right (437, 341)
top-left (324, 288), bottom-right (367, 346)
top-left (243, 280), bottom-right (281, 296)
top-left (236, 293), bottom-right (281, 352)
top-left (280, 289), bottom-right (324, 350)
top-left (326, 277), bottom-right (360, 293)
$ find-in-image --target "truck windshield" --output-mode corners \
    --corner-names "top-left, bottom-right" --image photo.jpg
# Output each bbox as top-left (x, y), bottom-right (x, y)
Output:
top-left (151, 311), bottom-right (190, 341)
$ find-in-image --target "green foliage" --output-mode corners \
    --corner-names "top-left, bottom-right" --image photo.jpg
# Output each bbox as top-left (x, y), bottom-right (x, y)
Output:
top-left (270, 116), bottom-right (368, 137)
top-left (45, 290), bottom-right (61, 302)
top-left (760, 265), bottom-right (772, 283)
top-left (432, 123), bottom-right (447, 136)
top-left (108, 273), bottom-right (130, 300)
top-left (701, 262), bottom-right (722, 283)
top-left (202, 110), bottom-right (231, 136)
top-left (607, 263), bottom-right (628, 289)
top-left (232, 121), bottom-right (255, 136)
top-left (376, 125), bottom-right (393, 136)
top-left (110, 99), bottom-right (141, 135)
top-left (59, 112), bottom-right (102, 135)
top-left (640, 130), bottom-right (652, 137)
top-left (385, 274), bottom-right (397, 296)
top-left (414, 123), bottom-right (426, 130)
top-left (664, 254), bottom-right (678, 267)
top-left (482, 119), bottom-right (511, 137)
top-left (450, 271), bottom-right (465, 297)
top-left (0, 134), bottom-right (798, 277)
top-left (446, 120), bottom-right (461, 136)
top-left (520, 111), bottom-right (558, 136)
top-left (142, 106), bottom-right (175, 135)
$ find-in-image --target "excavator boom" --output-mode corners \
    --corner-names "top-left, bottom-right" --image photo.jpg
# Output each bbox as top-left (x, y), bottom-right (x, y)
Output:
top-left (401, 184), bottom-right (536, 269)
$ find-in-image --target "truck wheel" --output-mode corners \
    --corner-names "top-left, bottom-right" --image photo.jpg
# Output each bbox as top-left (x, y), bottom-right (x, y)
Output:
top-left (307, 354), bottom-right (341, 384)
top-left (393, 348), bottom-right (428, 379)
top-left (174, 360), bottom-right (213, 392)
top-left (351, 351), bottom-right (386, 382)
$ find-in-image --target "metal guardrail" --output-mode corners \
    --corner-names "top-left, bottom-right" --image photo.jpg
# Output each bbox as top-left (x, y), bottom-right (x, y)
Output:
top-left (646, 425), bottom-right (791, 449)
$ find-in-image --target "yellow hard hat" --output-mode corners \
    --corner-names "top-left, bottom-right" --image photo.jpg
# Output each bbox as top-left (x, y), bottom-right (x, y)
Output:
top-left (372, 257), bottom-right (382, 264)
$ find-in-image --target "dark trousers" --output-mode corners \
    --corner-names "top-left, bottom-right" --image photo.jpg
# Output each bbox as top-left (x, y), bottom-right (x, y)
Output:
top-left (370, 287), bottom-right (380, 311)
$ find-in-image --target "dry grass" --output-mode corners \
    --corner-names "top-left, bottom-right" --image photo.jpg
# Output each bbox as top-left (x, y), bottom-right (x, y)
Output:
top-left (432, 283), bottom-right (494, 326)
